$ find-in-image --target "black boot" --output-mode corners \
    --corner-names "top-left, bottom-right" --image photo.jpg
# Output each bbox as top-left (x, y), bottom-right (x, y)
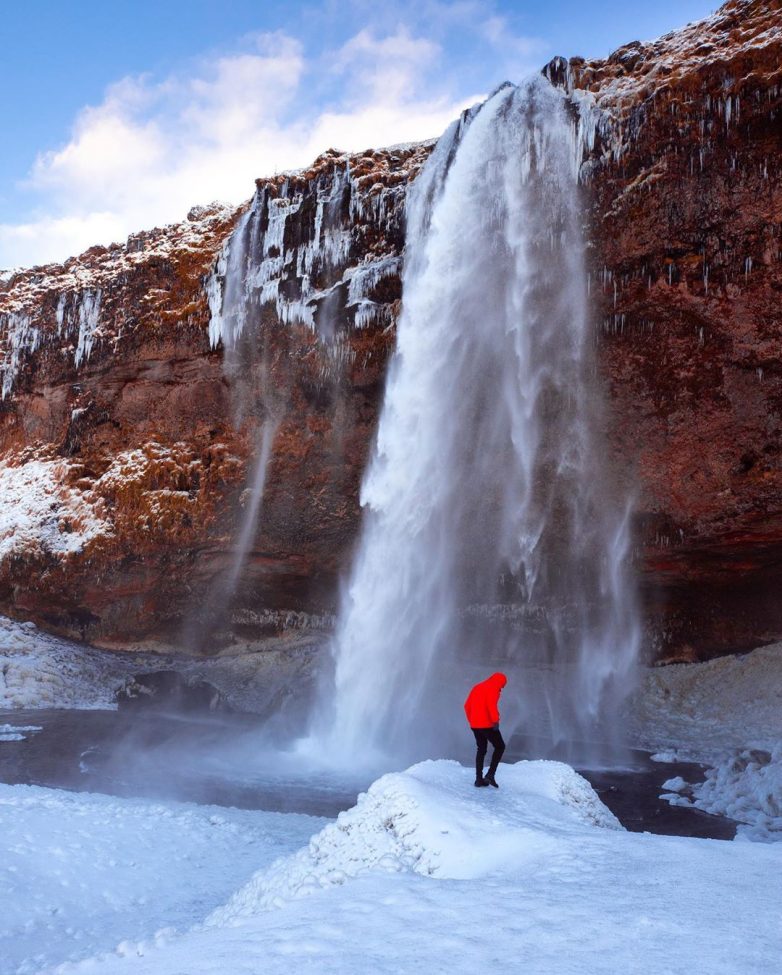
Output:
top-left (484, 773), bottom-right (499, 788)
top-left (474, 776), bottom-right (488, 787)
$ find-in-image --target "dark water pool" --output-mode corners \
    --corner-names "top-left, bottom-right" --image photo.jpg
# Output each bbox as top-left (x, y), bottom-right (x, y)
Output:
top-left (0, 709), bottom-right (737, 838)
top-left (0, 708), bottom-right (363, 817)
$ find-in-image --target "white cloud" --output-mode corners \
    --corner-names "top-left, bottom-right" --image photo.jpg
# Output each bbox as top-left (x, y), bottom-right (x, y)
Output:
top-left (333, 28), bottom-right (442, 104)
top-left (0, 17), bottom-right (540, 269)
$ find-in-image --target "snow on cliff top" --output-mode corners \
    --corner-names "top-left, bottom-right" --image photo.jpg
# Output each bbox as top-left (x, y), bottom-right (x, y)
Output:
top-left (0, 143), bottom-right (433, 313)
top-left (577, 0), bottom-right (782, 112)
top-left (0, 202), bottom-right (239, 317)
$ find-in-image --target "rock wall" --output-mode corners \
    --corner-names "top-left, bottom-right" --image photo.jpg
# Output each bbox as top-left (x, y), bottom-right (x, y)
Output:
top-left (573, 0), bottom-right (782, 658)
top-left (0, 147), bottom-right (431, 650)
top-left (0, 0), bottom-right (780, 661)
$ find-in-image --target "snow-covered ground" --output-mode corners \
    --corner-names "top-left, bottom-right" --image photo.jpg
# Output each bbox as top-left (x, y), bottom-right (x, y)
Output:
top-left (631, 642), bottom-right (782, 841)
top-left (2, 620), bottom-right (782, 973)
top-left (0, 783), bottom-right (323, 975)
top-left (3, 613), bottom-right (782, 839)
top-left (18, 759), bottom-right (780, 975)
top-left (0, 618), bottom-right (139, 710)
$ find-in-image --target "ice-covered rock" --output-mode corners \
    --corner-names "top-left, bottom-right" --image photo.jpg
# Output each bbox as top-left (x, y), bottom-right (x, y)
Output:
top-left (691, 746), bottom-right (782, 842)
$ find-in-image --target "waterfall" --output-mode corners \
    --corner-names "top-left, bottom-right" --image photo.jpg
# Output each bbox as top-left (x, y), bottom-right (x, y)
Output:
top-left (325, 78), bottom-right (640, 762)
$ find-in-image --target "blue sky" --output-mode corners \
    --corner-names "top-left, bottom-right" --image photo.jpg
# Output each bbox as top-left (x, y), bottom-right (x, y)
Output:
top-left (1, 0), bottom-right (717, 268)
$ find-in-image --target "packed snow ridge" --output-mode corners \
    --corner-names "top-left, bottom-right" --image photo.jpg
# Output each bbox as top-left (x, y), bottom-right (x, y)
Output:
top-left (210, 760), bottom-right (621, 922)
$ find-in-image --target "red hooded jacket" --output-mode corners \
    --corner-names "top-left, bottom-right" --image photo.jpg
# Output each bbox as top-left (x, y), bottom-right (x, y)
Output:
top-left (464, 673), bottom-right (507, 728)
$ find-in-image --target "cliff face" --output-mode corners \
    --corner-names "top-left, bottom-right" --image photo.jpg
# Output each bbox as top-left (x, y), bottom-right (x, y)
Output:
top-left (1, 0), bottom-right (780, 660)
top-left (0, 147), bottom-right (431, 650)
top-left (573, 0), bottom-right (782, 658)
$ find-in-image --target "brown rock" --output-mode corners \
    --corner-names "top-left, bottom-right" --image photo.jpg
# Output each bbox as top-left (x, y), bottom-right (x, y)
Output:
top-left (1, 1), bottom-right (781, 662)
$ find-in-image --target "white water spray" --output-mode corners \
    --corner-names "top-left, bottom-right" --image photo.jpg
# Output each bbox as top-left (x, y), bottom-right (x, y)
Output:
top-left (325, 78), bottom-right (640, 761)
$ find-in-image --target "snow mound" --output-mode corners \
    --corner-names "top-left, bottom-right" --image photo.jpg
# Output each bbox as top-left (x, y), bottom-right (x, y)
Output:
top-left (0, 616), bottom-right (137, 709)
top-left (633, 642), bottom-right (782, 759)
top-left (210, 759), bottom-right (621, 922)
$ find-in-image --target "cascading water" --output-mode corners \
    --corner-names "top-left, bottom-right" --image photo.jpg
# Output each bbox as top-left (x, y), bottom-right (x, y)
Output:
top-left (324, 78), bottom-right (640, 763)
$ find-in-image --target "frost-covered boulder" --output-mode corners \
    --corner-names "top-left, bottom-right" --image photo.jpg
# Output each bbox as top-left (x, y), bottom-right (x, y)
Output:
top-left (209, 759), bottom-right (621, 921)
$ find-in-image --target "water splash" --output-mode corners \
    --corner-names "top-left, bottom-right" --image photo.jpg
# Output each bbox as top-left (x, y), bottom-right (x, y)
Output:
top-left (324, 78), bottom-right (640, 762)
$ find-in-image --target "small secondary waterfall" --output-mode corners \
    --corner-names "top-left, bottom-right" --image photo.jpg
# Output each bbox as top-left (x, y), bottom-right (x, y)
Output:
top-left (184, 204), bottom-right (283, 653)
top-left (325, 78), bottom-right (640, 761)
top-left (190, 150), bottom-right (407, 651)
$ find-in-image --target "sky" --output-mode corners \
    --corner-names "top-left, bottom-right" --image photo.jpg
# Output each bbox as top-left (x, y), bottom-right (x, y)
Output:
top-left (0, 0), bottom-right (718, 269)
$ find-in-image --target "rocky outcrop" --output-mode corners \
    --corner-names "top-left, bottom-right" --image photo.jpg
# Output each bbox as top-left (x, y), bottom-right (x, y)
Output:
top-left (1, 0), bottom-right (780, 661)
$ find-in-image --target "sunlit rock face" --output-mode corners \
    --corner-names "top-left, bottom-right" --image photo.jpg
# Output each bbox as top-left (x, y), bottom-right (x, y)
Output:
top-left (0, 147), bottom-right (431, 651)
top-left (0, 0), bottom-right (780, 661)
top-left (567, 0), bottom-right (782, 659)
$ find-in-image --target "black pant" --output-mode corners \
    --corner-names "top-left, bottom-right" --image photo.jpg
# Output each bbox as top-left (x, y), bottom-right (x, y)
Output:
top-left (472, 727), bottom-right (505, 780)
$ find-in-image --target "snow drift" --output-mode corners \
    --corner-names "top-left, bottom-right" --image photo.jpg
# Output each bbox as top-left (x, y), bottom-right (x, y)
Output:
top-left (0, 617), bottom-right (136, 710)
top-left (209, 759), bottom-right (621, 922)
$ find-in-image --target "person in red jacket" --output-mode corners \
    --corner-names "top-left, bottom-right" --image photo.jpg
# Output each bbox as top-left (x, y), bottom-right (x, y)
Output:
top-left (464, 672), bottom-right (507, 788)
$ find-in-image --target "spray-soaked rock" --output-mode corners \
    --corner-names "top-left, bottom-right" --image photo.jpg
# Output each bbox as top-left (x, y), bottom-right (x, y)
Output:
top-left (116, 671), bottom-right (224, 713)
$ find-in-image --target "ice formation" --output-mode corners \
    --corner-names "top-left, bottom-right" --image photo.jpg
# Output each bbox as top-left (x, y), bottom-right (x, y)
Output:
top-left (205, 154), bottom-right (415, 351)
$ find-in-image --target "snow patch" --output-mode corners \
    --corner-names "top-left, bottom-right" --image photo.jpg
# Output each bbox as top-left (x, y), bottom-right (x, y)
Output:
top-left (0, 617), bottom-right (136, 710)
top-left (0, 723), bottom-right (42, 741)
top-left (0, 456), bottom-right (108, 563)
top-left (661, 776), bottom-right (687, 792)
top-left (650, 750), bottom-right (680, 763)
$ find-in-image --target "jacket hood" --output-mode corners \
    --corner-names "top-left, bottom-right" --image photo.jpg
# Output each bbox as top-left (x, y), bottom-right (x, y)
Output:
top-left (487, 672), bottom-right (507, 689)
